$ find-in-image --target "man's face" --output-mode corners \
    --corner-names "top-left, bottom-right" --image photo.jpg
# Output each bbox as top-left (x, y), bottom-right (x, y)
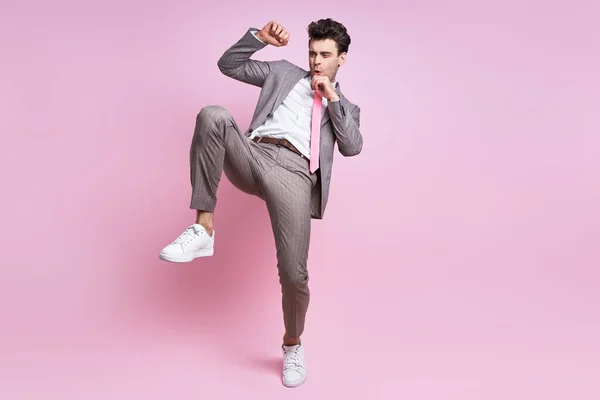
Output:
top-left (308, 39), bottom-right (346, 83)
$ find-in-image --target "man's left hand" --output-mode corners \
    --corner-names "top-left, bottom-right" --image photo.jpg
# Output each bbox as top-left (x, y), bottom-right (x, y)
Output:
top-left (311, 75), bottom-right (339, 102)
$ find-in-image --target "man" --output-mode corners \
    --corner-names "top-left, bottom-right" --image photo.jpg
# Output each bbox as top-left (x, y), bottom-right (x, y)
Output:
top-left (159, 18), bottom-right (362, 387)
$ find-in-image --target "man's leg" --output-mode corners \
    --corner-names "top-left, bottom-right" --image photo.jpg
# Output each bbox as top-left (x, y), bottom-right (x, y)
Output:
top-left (160, 105), bottom-right (272, 262)
top-left (260, 149), bottom-right (317, 387)
top-left (189, 105), bottom-right (264, 215)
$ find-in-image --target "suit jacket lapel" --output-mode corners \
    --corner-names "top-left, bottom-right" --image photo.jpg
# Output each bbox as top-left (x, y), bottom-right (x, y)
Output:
top-left (272, 69), bottom-right (309, 114)
top-left (321, 108), bottom-right (330, 127)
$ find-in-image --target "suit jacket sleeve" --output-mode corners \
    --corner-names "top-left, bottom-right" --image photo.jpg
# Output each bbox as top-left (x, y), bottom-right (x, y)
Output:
top-left (327, 100), bottom-right (363, 156)
top-left (217, 28), bottom-right (283, 87)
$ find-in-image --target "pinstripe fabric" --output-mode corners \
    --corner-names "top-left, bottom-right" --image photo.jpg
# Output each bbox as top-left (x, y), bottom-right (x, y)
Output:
top-left (190, 105), bottom-right (317, 338)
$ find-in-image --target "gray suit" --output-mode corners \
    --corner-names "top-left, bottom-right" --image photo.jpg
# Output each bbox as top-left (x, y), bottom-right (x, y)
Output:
top-left (217, 28), bottom-right (363, 219)
top-left (188, 28), bottom-right (363, 338)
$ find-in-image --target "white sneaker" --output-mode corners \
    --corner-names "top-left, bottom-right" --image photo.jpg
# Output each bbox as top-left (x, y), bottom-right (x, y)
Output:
top-left (281, 343), bottom-right (307, 388)
top-left (159, 224), bottom-right (215, 262)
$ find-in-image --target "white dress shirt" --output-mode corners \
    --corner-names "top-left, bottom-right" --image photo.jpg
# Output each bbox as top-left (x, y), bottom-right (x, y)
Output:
top-left (249, 30), bottom-right (338, 160)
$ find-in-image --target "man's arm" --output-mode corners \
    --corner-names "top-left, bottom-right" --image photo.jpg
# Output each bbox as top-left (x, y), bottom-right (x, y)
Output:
top-left (328, 100), bottom-right (363, 156)
top-left (311, 75), bottom-right (363, 156)
top-left (217, 21), bottom-right (290, 87)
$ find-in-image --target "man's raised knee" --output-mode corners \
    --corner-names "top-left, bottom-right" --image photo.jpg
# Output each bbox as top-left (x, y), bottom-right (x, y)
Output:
top-left (197, 105), bottom-right (232, 126)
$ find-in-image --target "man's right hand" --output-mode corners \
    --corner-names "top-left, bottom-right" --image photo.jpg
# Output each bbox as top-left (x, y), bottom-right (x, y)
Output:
top-left (256, 21), bottom-right (290, 47)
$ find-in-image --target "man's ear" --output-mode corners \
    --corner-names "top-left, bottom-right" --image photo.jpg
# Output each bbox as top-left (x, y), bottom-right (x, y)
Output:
top-left (338, 52), bottom-right (347, 67)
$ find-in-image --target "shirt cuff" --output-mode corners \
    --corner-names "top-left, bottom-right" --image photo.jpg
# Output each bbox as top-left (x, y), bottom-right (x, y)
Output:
top-left (250, 29), bottom-right (266, 44)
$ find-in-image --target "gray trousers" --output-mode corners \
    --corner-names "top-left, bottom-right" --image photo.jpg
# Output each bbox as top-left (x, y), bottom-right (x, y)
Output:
top-left (189, 105), bottom-right (317, 338)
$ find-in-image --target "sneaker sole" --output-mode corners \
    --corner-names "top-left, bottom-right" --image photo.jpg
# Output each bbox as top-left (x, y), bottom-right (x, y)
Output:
top-left (282, 375), bottom-right (307, 388)
top-left (159, 248), bottom-right (214, 263)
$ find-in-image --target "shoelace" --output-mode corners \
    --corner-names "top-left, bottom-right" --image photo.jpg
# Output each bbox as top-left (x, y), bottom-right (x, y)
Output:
top-left (283, 348), bottom-right (302, 372)
top-left (173, 225), bottom-right (202, 246)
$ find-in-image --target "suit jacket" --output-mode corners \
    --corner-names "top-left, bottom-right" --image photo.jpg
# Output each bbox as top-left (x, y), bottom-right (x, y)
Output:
top-left (217, 28), bottom-right (363, 219)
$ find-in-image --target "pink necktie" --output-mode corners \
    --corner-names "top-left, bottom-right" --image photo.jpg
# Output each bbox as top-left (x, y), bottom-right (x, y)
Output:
top-left (310, 91), bottom-right (322, 173)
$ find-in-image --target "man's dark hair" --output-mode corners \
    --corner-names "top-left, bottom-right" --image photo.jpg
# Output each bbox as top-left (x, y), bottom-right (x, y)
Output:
top-left (307, 18), bottom-right (351, 55)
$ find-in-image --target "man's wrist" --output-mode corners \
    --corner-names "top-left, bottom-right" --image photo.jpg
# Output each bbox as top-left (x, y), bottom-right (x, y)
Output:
top-left (251, 29), bottom-right (266, 44)
top-left (328, 82), bottom-right (339, 101)
top-left (327, 90), bottom-right (340, 101)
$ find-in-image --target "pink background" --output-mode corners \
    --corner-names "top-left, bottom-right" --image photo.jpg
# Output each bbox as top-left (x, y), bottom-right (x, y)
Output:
top-left (1, 0), bottom-right (599, 398)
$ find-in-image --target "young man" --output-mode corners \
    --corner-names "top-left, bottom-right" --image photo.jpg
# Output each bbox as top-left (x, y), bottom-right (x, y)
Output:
top-left (159, 18), bottom-right (362, 387)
